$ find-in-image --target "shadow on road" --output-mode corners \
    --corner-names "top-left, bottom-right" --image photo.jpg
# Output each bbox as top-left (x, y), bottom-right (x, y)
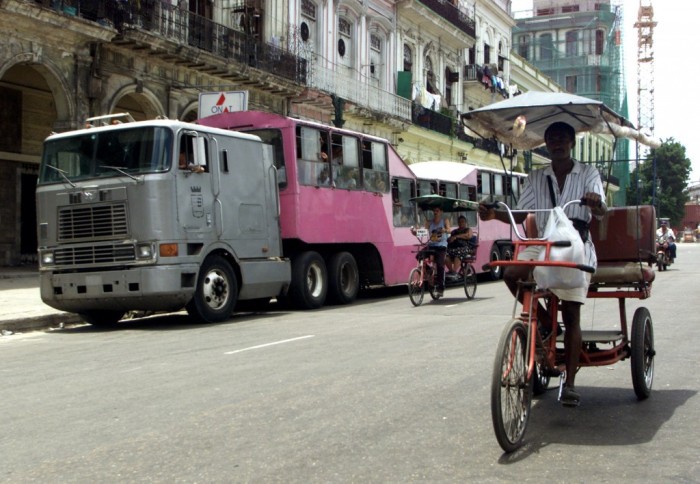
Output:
top-left (498, 387), bottom-right (696, 463)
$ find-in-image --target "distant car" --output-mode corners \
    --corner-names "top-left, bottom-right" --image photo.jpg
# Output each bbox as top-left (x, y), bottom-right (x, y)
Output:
top-left (682, 230), bottom-right (695, 243)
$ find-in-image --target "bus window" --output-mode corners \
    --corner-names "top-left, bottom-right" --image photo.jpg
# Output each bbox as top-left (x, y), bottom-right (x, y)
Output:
top-left (247, 128), bottom-right (286, 188)
top-left (493, 173), bottom-right (504, 201)
top-left (392, 177), bottom-right (416, 227)
top-left (296, 126), bottom-right (329, 187)
top-left (362, 140), bottom-right (388, 193)
top-left (334, 135), bottom-right (360, 190)
top-left (478, 171), bottom-right (492, 201)
top-left (441, 182), bottom-right (457, 199)
top-left (509, 175), bottom-right (521, 205)
top-left (417, 180), bottom-right (437, 196)
top-left (459, 184), bottom-right (477, 202)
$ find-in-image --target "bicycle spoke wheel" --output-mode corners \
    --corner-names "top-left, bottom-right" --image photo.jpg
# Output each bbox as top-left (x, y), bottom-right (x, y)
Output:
top-left (408, 267), bottom-right (425, 306)
top-left (463, 264), bottom-right (477, 299)
top-left (491, 319), bottom-right (532, 453)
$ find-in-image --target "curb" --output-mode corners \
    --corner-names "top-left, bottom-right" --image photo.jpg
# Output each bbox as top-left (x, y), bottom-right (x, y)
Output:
top-left (0, 312), bottom-right (84, 335)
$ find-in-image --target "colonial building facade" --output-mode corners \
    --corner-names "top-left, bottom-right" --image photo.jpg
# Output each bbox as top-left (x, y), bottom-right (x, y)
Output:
top-left (0, 0), bottom-right (558, 265)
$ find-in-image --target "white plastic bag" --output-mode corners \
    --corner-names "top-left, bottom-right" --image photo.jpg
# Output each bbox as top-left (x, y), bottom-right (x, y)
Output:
top-left (533, 207), bottom-right (587, 290)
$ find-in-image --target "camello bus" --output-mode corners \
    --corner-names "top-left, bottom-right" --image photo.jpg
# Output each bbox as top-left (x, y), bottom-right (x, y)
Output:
top-left (198, 111), bottom-right (420, 307)
top-left (408, 161), bottom-right (527, 280)
top-left (37, 112), bottom-right (422, 325)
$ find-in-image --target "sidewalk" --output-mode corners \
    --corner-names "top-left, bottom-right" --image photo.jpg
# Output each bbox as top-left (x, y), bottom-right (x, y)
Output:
top-left (0, 266), bottom-right (82, 334)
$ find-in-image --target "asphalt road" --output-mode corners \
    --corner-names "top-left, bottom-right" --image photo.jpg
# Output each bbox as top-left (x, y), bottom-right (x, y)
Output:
top-left (2, 244), bottom-right (699, 482)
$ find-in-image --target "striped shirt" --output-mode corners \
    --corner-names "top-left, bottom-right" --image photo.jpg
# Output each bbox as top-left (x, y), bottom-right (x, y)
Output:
top-left (517, 160), bottom-right (606, 237)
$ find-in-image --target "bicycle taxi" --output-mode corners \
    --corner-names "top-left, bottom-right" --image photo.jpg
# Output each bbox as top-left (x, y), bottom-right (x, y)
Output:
top-left (407, 194), bottom-right (480, 305)
top-left (461, 92), bottom-right (662, 452)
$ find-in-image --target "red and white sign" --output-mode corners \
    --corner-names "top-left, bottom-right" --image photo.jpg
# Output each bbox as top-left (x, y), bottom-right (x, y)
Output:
top-left (198, 91), bottom-right (248, 119)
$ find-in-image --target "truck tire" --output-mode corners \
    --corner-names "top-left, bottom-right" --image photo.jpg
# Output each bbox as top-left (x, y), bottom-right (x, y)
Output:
top-left (79, 310), bottom-right (124, 328)
top-left (489, 245), bottom-right (503, 281)
top-left (289, 251), bottom-right (327, 309)
top-left (327, 251), bottom-right (359, 305)
top-left (186, 255), bottom-right (238, 323)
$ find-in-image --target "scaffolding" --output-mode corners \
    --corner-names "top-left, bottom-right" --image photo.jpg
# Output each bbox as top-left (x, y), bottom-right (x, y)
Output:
top-left (634, 1), bottom-right (656, 159)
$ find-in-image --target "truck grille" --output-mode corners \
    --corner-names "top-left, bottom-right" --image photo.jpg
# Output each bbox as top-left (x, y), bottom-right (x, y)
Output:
top-left (58, 203), bottom-right (128, 241)
top-left (54, 243), bottom-right (136, 266)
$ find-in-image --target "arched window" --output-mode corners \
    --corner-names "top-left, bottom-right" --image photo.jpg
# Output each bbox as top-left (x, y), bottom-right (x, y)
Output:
top-left (425, 56), bottom-right (436, 94)
top-left (337, 16), bottom-right (354, 72)
top-left (403, 44), bottom-right (413, 72)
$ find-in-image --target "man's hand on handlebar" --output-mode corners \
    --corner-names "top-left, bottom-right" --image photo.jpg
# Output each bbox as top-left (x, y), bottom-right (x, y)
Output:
top-left (581, 192), bottom-right (605, 216)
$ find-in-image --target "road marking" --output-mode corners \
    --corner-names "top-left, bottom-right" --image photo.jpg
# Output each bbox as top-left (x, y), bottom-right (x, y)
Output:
top-left (225, 335), bottom-right (315, 355)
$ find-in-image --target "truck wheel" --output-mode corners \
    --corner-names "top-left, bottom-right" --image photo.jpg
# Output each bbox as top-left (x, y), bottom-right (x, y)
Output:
top-left (289, 251), bottom-right (327, 309)
top-left (489, 246), bottom-right (503, 281)
top-left (186, 255), bottom-right (238, 323)
top-left (79, 310), bottom-right (124, 328)
top-left (327, 252), bottom-right (359, 305)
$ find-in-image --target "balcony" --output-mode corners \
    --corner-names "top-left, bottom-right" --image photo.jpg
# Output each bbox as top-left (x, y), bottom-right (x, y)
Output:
top-left (36, 1), bottom-right (307, 85)
top-left (308, 63), bottom-right (411, 121)
top-left (412, 105), bottom-right (454, 137)
top-left (398, 0), bottom-right (475, 50)
top-left (418, 0), bottom-right (475, 38)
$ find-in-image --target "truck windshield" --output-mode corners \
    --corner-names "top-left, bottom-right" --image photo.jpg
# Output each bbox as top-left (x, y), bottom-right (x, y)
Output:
top-left (39, 126), bottom-right (173, 184)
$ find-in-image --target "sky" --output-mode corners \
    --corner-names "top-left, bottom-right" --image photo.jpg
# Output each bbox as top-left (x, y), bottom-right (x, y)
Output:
top-left (510, 0), bottom-right (700, 183)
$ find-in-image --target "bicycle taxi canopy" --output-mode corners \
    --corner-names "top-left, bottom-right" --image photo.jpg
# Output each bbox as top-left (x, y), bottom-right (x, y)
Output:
top-left (409, 194), bottom-right (479, 213)
top-left (461, 91), bottom-right (660, 150)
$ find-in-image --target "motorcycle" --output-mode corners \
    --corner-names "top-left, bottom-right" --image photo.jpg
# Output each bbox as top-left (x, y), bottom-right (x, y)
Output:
top-left (655, 237), bottom-right (673, 271)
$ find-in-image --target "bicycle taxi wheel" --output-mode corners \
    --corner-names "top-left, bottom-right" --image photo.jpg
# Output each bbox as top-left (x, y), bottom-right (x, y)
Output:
top-left (491, 318), bottom-right (532, 453)
top-left (631, 307), bottom-right (655, 399)
top-left (463, 263), bottom-right (477, 299)
top-left (408, 267), bottom-right (425, 307)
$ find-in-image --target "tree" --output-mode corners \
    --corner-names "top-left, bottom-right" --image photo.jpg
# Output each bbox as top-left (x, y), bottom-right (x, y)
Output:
top-left (626, 139), bottom-right (691, 227)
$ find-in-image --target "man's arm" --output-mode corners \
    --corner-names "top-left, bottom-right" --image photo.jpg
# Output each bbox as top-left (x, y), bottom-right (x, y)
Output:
top-left (478, 204), bottom-right (527, 224)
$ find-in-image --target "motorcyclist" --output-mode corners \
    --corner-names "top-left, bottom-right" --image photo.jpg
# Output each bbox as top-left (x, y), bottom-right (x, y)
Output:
top-left (655, 221), bottom-right (676, 263)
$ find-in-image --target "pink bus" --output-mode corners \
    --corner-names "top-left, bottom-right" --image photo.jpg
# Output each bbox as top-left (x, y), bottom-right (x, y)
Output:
top-left (408, 161), bottom-right (526, 280)
top-left (198, 111), bottom-right (420, 308)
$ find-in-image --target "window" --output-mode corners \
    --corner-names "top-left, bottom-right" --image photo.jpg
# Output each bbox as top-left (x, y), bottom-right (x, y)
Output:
top-left (484, 44), bottom-right (491, 65)
top-left (296, 126), bottom-right (331, 187)
top-left (565, 31), bottom-right (578, 57)
top-left (478, 171), bottom-right (492, 200)
top-left (333, 134), bottom-right (360, 190)
top-left (337, 17), bottom-right (353, 69)
top-left (537, 8), bottom-right (554, 16)
top-left (403, 44), bottom-right (412, 71)
top-left (392, 178), bottom-right (416, 227)
top-left (539, 34), bottom-right (553, 61)
top-left (418, 180), bottom-right (436, 196)
top-left (440, 182), bottom-right (458, 198)
top-left (566, 75), bottom-right (577, 93)
top-left (518, 35), bottom-right (529, 59)
top-left (361, 140), bottom-right (388, 193)
top-left (562, 5), bottom-right (579, 13)
top-left (595, 29), bottom-right (605, 55)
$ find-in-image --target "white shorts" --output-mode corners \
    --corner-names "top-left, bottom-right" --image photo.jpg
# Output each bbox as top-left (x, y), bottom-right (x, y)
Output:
top-left (517, 244), bottom-right (593, 304)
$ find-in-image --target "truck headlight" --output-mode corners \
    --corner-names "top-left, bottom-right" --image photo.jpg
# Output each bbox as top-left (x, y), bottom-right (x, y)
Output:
top-left (136, 243), bottom-right (155, 260)
top-left (40, 250), bottom-right (54, 266)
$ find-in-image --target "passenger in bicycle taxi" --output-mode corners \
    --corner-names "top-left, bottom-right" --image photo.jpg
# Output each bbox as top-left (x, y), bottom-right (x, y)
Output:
top-left (411, 207), bottom-right (451, 296)
top-left (478, 121), bottom-right (607, 407)
top-left (446, 215), bottom-right (476, 278)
